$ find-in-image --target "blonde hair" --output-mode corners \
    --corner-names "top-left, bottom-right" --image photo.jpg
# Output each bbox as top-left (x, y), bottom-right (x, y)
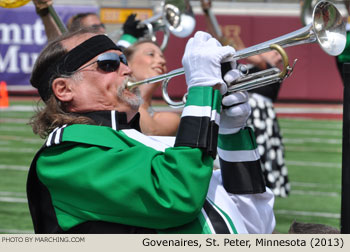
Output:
top-left (123, 39), bottom-right (161, 61)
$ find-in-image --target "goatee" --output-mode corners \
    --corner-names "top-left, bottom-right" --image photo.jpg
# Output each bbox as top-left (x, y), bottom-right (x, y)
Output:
top-left (117, 77), bottom-right (143, 110)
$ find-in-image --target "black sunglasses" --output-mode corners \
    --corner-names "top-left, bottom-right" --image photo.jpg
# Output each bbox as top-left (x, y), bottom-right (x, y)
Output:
top-left (73, 52), bottom-right (128, 74)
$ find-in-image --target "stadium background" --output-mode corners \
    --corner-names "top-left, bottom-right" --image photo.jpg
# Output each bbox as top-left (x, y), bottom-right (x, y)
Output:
top-left (0, 0), bottom-right (346, 102)
top-left (0, 0), bottom-right (346, 234)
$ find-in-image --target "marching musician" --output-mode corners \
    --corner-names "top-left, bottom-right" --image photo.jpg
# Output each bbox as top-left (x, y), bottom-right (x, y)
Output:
top-left (27, 28), bottom-right (275, 234)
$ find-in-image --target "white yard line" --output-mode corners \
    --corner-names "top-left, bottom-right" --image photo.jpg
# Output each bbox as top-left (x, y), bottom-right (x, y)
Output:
top-left (0, 118), bottom-right (29, 124)
top-left (0, 147), bottom-right (37, 153)
top-left (291, 181), bottom-right (341, 189)
top-left (285, 160), bottom-right (341, 169)
top-left (0, 126), bottom-right (32, 132)
top-left (0, 192), bottom-right (26, 197)
top-left (0, 165), bottom-right (28, 171)
top-left (0, 197), bottom-right (27, 203)
top-left (0, 191), bottom-right (27, 204)
top-left (0, 105), bottom-right (36, 112)
top-left (0, 136), bottom-right (43, 144)
top-left (283, 138), bottom-right (341, 144)
top-left (275, 107), bottom-right (342, 114)
top-left (279, 121), bottom-right (342, 129)
top-left (291, 190), bottom-right (339, 197)
top-left (275, 209), bottom-right (340, 219)
top-left (286, 146), bottom-right (341, 153)
top-left (0, 229), bottom-right (33, 234)
top-left (282, 129), bottom-right (341, 136)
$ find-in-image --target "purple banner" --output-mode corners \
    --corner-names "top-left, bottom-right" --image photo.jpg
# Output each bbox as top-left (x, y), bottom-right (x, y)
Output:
top-left (0, 4), bottom-right (97, 92)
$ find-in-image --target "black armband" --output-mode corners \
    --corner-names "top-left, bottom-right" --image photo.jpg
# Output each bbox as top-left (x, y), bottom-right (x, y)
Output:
top-left (174, 86), bottom-right (222, 159)
top-left (218, 127), bottom-right (266, 194)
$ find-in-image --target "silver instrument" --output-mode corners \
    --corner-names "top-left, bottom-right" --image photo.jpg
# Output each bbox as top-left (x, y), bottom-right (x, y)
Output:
top-left (128, 0), bottom-right (346, 108)
top-left (300, 0), bottom-right (322, 26)
top-left (141, 0), bottom-right (196, 50)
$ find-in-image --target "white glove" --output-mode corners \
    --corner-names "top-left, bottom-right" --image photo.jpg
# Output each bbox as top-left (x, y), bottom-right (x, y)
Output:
top-left (219, 91), bottom-right (251, 135)
top-left (223, 67), bottom-right (242, 84)
top-left (182, 31), bottom-right (236, 94)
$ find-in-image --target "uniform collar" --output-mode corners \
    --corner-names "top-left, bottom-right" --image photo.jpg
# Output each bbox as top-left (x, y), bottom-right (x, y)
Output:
top-left (78, 110), bottom-right (141, 132)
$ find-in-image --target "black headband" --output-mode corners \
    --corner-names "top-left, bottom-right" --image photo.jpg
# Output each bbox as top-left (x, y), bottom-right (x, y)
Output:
top-left (31, 35), bottom-right (122, 101)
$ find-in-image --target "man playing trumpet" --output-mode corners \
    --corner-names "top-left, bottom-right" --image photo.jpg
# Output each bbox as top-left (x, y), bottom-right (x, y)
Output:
top-left (27, 28), bottom-right (275, 234)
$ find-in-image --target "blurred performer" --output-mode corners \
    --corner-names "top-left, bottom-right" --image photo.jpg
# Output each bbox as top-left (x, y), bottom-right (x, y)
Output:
top-left (116, 14), bottom-right (148, 50)
top-left (27, 29), bottom-right (275, 233)
top-left (201, 0), bottom-right (290, 197)
top-left (32, 0), bottom-right (147, 42)
top-left (124, 40), bottom-right (180, 136)
top-left (66, 12), bottom-right (106, 33)
top-left (32, 0), bottom-right (62, 40)
top-left (33, 0), bottom-right (106, 39)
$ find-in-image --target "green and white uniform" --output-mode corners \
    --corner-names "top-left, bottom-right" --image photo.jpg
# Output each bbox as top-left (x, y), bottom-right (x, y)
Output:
top-left (27, 86), bottom-right (274, 234)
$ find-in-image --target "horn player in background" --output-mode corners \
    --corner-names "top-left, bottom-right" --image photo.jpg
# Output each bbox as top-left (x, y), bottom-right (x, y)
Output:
top-left (200, 0), bottom-right (290, 197)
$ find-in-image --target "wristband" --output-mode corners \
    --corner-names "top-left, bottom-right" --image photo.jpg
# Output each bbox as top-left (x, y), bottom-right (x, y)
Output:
top-left (36, 7), bottom-right (49, 17)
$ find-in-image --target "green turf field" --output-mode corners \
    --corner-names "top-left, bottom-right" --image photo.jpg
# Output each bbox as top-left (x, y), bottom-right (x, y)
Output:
top-left (275, 117), bottom-right (342, 233)
top-left (0, 100), bottom-right (343, 234)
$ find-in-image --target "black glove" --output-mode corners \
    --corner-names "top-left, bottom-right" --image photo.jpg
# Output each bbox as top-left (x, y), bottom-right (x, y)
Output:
top-left (122, 14), bottom-right (147, 38)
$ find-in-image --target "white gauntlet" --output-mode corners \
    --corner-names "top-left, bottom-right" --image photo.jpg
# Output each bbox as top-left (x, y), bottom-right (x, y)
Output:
top-left (219, 91), bottom-right (251, 134)
top-left (182, 31), bottom-right (236, 94)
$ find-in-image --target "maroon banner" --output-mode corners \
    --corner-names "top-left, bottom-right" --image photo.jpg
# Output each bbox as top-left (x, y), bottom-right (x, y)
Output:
top-left (1, 7), bottom-right (344, 102)
top-left (0, 4), bottom-right (97, 92)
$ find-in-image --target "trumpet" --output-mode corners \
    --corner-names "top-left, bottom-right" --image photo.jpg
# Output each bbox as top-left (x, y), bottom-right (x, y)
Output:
top-left (140, 0), bottom-right (196, 51)
top-left (127, 0), bottom-right (346, 108)
top-left (300, 0), bottom-right (322, 26)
